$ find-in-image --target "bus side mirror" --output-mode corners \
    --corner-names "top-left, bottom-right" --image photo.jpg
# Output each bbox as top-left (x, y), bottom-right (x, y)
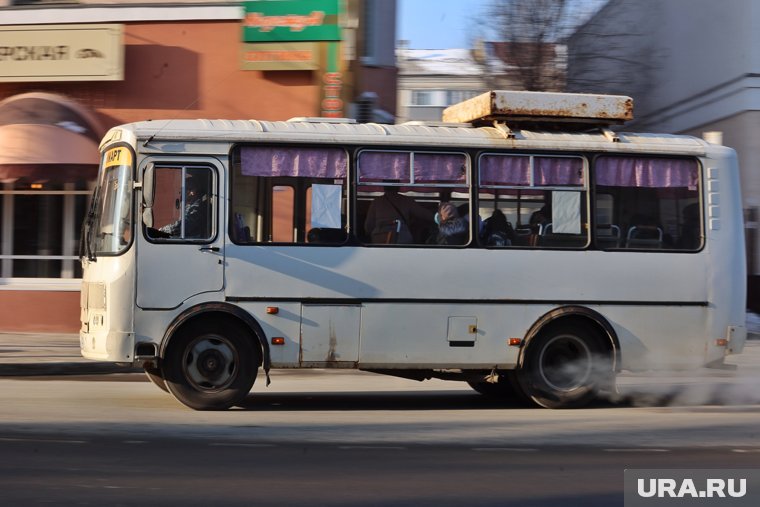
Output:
top-left (142, 163), bottom-right (155, 227)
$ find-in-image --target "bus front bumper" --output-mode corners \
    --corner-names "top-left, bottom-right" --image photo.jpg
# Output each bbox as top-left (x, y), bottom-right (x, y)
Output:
top-left (80, 329), bottom-right (135, 362)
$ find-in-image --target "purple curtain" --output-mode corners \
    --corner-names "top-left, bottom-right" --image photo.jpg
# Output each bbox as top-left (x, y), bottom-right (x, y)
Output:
top-left (414, 153), bottom-right (467, 182)
top-left (358, 151), bottom-right (411, 182)
top-left (595, 156), bottom-right (698, 188)
top-left (359, 151), bottom-right (468, 183)
top-left (480, 155), bottom-right (530, 186)
top-left (479, 155), bottom-right (583, 186)
top-left (241, 147), bottom-right (347, 178)
top-left (534, 157), bottom-right (584, 186)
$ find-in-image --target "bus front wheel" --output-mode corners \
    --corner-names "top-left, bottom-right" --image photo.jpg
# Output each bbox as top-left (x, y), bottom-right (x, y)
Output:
top-left (516, 322), bottom-right (611, 409)
top-left (163, 321), bottom-right (258, 410)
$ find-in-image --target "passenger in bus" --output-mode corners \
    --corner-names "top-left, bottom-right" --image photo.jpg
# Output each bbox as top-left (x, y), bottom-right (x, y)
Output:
top-left (529, 204), bottom-right (551, 245)
top-left (429, 202), bottom-right (468, 245)
top-left (364, 186), bottom-right (434, 244)
top-left (530, 204), bottom-right (551, 231)
top-left (157, 178), bottom-right (210, 239)
top-left (481, 209), bottom-right (514, 246)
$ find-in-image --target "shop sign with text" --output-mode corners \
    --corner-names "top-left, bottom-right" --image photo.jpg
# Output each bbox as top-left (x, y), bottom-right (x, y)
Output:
top-left (0, 24), bottom-right (123, 82)
top-left (243, 0), bottom-right (340, 42)
top-left (241, 42), bottom-right (319, 70)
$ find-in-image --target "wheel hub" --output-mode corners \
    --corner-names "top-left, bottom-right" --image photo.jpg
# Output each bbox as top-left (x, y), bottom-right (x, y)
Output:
top-left (183, 335), bottom-right (237, 390)
top-left (539, 335), bottom-right (592, 392)
top-left (197, 349), bottom-right (225, 381)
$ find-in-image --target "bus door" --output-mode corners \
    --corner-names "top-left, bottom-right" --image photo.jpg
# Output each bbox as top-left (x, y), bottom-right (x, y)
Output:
top-left (136, 159), bottom-right (224, 309)
top-left (300, 304), bottom-right (361, 365)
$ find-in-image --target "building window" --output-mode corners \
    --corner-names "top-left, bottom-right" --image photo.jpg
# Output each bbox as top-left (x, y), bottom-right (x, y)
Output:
top-left (1, 179), bottom-right (93, 279)
top-left (446, 90), bottom-right (479, 105)
top-left (361, 0), bottom-right (377, 63)
top-left (411, 90), bottom-right (435, 106)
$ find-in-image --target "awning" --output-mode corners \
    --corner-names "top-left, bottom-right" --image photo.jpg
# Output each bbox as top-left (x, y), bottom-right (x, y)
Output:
top-left (0, 92), bottom-right (103, 182)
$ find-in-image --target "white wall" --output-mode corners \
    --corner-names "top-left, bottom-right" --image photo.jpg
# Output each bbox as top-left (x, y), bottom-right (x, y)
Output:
top-left (568, 0), bottom-right (760, 132)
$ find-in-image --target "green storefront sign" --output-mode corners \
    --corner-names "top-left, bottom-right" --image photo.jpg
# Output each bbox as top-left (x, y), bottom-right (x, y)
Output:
top-left (243, 0), bottom-right (341, 42)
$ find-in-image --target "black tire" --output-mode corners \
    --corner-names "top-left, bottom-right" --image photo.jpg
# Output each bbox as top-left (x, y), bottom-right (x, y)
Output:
top-left (144, 364), bottom-right (168, 393)
top-left (163, 320), bottom-right (259, 410)
top-left (516, 321), bottom-right (612, 409)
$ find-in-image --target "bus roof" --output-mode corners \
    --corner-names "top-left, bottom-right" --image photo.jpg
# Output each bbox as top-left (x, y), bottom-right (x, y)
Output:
top-left (104, 117), bottom-right (710, 157)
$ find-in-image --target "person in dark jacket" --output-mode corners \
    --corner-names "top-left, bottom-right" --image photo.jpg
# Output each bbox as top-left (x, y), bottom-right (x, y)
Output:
top-left (432, 202), bottom-right (468, 245)
top-left (364, 186), bottom-right (434, 244)
top-left (481, 208), bottom-right (514, 246)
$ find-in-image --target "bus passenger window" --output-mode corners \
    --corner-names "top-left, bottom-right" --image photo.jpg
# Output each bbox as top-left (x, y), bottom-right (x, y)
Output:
top-left (594, 156), bottom-right (701, 251)
top-left (478, 154), bottom-right (587, 248)
top-left (231, 146), bottom-right (348, 245)
top-left (357, 150), bottom-right (470, 246)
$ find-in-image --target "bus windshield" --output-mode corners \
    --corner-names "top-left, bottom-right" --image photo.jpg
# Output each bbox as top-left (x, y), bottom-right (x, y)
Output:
top-left (87, 146), bottom-right (134, 257)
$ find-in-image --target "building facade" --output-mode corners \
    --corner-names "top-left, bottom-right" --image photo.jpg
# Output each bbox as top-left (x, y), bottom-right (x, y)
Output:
top-left (0, 0), bottom-right (397, 332)
top-left (396, 41), bottom-right (566, 124)
top-left (396, 47), bottom-right (484, 123)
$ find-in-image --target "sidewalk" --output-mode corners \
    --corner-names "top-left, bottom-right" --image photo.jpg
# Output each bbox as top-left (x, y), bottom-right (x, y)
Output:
top-left (0, 333), bottom-right (139, 376)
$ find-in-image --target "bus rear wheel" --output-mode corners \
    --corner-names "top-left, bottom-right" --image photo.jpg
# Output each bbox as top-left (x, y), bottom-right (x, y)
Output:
top-left (163, 321), bottom-right (258, 410)
top-left (516, 322), bottom-right (611, 409)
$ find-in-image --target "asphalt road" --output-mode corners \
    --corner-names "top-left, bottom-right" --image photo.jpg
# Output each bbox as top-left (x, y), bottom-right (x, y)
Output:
top-left (1, 355), bottom-right (760, 507)
top-left (0, 342), bottom-right (758, 506)
top-left (2, 435), bottom-right (758, 507)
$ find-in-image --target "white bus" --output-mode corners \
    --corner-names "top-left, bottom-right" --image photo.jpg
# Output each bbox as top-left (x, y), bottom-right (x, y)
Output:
top-left (79, 91), bottom-right (747, 410)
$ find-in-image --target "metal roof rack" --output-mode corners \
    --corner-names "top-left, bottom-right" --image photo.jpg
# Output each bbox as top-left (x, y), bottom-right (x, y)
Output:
top-left (287, 117), bottom-right (357, 124)
top-left (441, 90), bottom-right (633, 128)
top-left (399, 120), bottom-right (475, 128)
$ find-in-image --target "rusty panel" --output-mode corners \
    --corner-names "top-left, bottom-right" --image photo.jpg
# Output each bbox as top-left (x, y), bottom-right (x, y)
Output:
top-left (442, 90), bottom-right (634, 124)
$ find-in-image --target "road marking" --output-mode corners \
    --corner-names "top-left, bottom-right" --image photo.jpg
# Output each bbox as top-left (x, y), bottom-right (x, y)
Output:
top-left (0, 437), bottom-right (87, 444)
top-left (603, 448), bottom-right (669, 453)
top-left (472, 448), bottom-right (539, 452)
top-left (732, 449), bottom-right (760, 453)
top-left (338, 446), bottom-right (406, 450)
top-left (122, 440), bottom-right (147, 444)
top-left (209, 442), bottom-right (275, 448)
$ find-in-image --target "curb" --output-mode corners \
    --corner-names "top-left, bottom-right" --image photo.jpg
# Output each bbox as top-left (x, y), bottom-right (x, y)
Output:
top-left (0, 362), bottom-right (141, 377)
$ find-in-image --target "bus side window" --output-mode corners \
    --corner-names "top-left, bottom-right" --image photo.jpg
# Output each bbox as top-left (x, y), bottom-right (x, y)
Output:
top-left (478, 154), bottom-right (587, 249)
top-left (356, 150), bottom-right (470, 246)
top-left (147, 165), bottom-right (214, 242)
top-left (594, 156), bottom-right (701, 251)
top-left (232, 146), bottom-right (348, 245)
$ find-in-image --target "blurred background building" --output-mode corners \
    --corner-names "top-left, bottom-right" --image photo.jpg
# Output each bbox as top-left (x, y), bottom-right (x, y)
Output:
top-left (396, 46), bottom-right (482, 123)
top-left (0, 0), bottom-right (397, 332)
top-left (396, 40), bottom-right (565, 123)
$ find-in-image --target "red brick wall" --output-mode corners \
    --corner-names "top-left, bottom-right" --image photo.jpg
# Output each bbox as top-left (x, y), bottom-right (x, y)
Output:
top-left (0, 291), bottom-right (80, 333)
top-left (0, 21), bottom-right (321, 131)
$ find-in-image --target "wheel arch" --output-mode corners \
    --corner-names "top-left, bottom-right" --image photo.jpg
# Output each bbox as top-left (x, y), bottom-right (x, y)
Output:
top-left (518, 305), bottom-right (620, 372)
top-left (160, 302), bottom-right (271, 376)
